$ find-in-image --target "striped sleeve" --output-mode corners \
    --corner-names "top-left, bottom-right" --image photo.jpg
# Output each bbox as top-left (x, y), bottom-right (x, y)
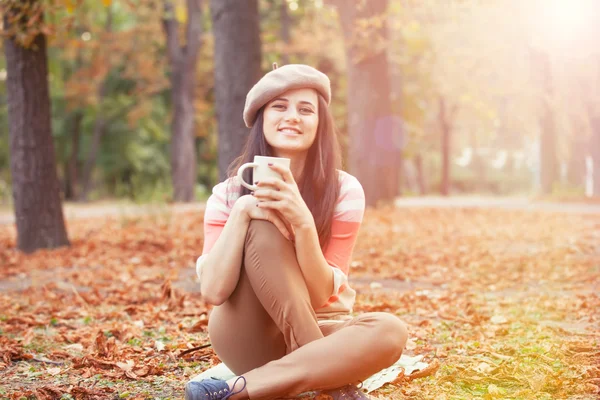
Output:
top-left (196, 179), bottom-right (240, 282)
top-left (323, 171), bottom-right (365, 303)
top-left (201, 178), bottom-right (241, 255)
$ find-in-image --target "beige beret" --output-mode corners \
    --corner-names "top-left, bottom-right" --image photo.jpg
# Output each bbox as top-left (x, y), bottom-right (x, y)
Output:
top-left (243, 63), bottom-right (331, 128)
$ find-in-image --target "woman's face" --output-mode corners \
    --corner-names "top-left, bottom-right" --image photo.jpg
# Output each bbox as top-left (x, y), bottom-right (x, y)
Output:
top-left (262, 88), bottom-right (319, 157)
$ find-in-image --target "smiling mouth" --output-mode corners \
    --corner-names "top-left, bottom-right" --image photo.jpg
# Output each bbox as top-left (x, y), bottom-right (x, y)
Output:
top-left (279, 127), bottom-right (302, 135)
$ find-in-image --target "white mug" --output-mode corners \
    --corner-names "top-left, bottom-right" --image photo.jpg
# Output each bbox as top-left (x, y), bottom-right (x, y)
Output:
top-left (236, 156), bottom-right (291, 191)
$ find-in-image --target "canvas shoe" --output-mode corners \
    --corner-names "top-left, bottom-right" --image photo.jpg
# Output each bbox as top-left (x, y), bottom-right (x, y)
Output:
top-left (185, 376), bottom-right (246, 400)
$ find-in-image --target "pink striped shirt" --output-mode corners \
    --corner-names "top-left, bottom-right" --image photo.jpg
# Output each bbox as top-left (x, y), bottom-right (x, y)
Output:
top-left (197, 170), bottom-right (365, 320)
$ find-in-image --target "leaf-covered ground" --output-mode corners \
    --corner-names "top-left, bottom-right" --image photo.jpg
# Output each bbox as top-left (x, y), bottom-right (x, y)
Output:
top-left (0, 205), bottom-right (599, 399)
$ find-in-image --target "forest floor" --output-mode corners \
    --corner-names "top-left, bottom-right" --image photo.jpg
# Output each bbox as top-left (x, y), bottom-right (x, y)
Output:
top-left (0, 200), bottom-right (599, 399)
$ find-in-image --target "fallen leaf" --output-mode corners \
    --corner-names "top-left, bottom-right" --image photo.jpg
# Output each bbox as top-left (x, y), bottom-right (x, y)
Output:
top-left (64, 343), bottom-right (84, 352)
top-left (405, 338), bottom-right (417, 350)
top-left (46, 367), bottom-right (62, 376)
top-left (491, 315), bottom-right (508, 324)
top-left (116, 359), bottom-right (135, 372)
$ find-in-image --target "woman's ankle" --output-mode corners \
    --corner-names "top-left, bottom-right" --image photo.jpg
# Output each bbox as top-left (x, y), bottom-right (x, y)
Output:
top-left (226, 376), bottom-right (249, 399)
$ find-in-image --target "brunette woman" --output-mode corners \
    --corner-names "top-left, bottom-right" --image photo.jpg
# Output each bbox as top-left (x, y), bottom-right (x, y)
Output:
top-left (187, 64), bottom-right (408, 400)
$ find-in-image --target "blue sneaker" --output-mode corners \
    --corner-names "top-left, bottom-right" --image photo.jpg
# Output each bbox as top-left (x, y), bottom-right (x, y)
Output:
top-left (185, 376), bottom-right (246, 400)
top-left (316, 383), bottom-right (372, 399)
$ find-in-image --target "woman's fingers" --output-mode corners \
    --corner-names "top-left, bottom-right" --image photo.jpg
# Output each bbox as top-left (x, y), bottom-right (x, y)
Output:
top-left (264, 211), bottom-right (293, 241)
top-left (248, 205), bottom-right (292, 241)
top-left (256, 200), bottom-right (283, 211)
top-left (253, 188), bottom-right (284, 201)
top-left (255, 178), bottom-right (285, 191)
top-left (267, 163), bottom-right (295, 183)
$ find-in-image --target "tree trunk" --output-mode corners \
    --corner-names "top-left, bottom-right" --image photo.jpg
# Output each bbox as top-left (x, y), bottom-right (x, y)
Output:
top-left (530, 47), bottom-right (558, 194)
top-left (567, 136), bottom-right (587, 187)
top-left (3, 6), bottom-right (70, 253)
top-left (439, 95), bottom-right (451, 196)
top-left (62, 29), bottom-right (85, 201)
top-left (164, 0), bottom-right (203, 202)
top-left (540, 115), bottom-right (558, 195)
top-left (79, 81), bottom-right (109, 201)
top-left (64, 110), bottom-right (83, 200)
top-left (210, 0), bottom-right (262, 182)
top-left (335, 0), bottom-right (401, 207)
top-left (590, 116), bottom-right (600, 196)
top-left (415, 154), bottom-right (426, 195)
top-left (280, 0), bottom-right (291, 65)
top-left (77, 5), bottom-right (114, 201)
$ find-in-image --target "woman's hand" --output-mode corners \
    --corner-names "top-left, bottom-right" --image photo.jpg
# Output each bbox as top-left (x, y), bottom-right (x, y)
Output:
top-left (252, 163), bottom-right (314, 231)
top-left (234, 194), bottom-right (294, 241)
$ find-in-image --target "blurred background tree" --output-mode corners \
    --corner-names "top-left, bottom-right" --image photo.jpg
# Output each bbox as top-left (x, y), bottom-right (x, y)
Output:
top-left (210, 0), bottom-right (261, 181)
top-left (3, 0), bottom-right (70, 252)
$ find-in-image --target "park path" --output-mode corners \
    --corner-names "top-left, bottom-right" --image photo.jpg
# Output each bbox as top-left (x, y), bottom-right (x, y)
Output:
top-left (1, 196), bottom-right (599, 226)
top-left (0, 202), bottom-right (205, 225)
top-left (394, 195), bottom-right (600, 214)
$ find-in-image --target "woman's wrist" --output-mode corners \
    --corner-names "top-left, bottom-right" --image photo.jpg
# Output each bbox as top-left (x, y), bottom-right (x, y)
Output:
top-left (294, 213), bottom-right (316, 233)
top-left (231, 199), bottom-right (252, 224)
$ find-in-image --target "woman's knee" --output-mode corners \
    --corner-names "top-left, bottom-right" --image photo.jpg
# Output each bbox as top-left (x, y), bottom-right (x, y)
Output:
top-left (245, 219), bottom-right (289, 253)
top-left (369, 312), bottom-right (408, 364)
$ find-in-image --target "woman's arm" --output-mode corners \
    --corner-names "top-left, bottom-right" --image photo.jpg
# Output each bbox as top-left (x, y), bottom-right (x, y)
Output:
top-left (200, 195), bottom-right (293, 305)
top-left (199, 202), bottom-right (250, 305)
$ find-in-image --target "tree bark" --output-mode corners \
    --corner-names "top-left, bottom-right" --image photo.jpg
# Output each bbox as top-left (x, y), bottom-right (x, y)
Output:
top-left (566, 136), bottom-right (587, 187)
top-left (415, 154), bottom-right (426, 195)
top-left (64, 110), bottom-right (83, 200)
top-left (280, 0), bottom-right (291, 65)
top-left (77, 5), bottom-right (114, 201)
top-left (3, 5), bottom-right (70, 253)
top-left (439, 95), bottom-right (451, 196)
top-left (590, 116), bottom-right (600, 196)
top-left (164, 0), bottom-right (203, 201)
top-left (530, 47), bottom-right (558, 194)
top-left (210, 0), bottom-right (262, 182)
top-left (335, 0), bottom-right (401, 207)
top-left (79, 80), bottom-right (109, 201)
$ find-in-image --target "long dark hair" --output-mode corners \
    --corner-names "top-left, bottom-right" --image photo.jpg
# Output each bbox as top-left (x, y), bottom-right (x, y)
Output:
top-left (227, 95), bottom-right (341, 250)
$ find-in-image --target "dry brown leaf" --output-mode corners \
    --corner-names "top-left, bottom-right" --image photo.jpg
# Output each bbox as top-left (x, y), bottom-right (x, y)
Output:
top-left (409, 358), bottom-right (441, 380)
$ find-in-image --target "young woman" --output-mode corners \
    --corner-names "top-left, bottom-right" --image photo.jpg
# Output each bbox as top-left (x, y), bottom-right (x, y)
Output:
top-left (186, 64), bottom-right (408, 400)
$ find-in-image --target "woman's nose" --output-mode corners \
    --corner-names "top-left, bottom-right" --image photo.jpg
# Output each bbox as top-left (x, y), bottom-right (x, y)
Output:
top-left (284, 109), bottom-right (300, 122)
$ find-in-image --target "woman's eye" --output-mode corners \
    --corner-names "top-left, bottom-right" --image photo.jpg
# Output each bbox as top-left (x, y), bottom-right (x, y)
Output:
top-left (273, 104), bottom-right (285, 109)
top-left (300, 108), bottom-right (313, 113)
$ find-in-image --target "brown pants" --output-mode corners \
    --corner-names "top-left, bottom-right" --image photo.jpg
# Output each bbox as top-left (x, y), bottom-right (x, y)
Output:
top-left (208, 220), bottom-right (408, 400)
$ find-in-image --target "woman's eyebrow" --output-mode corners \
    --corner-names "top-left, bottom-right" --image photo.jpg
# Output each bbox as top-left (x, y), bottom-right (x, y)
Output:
top-left (272, 98), bottom-right (315, 108)
top-left (298, 100), bottom-right (315, 108)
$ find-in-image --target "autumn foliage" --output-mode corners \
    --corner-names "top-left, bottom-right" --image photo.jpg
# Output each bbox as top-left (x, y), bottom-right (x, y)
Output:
top-left (0, 205), bottom-right (598, 399)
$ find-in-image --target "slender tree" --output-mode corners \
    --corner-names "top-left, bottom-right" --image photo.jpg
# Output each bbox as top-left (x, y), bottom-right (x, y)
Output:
top-left (79, 5), bottom-right (114, 201)
top-left (279, 0), bottom-right (291, 65)
top-left (210, 0), bottom-right (262, 181)
top-left (529, 46), bottom-right (558, 195)
top-left (3, 0), bottom-right (70, 253)
top-left (163, 0), bottom-right (203, 201)
top-left (438, 94), bottom-right (458, 196)
top-left (589, 115), bottom-right (600, 197)
top-left (333, 0), bottom-right (402, 206)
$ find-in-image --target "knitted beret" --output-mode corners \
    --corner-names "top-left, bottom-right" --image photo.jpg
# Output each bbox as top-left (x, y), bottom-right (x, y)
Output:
top-left (243, 63), bottom-right (331, 128)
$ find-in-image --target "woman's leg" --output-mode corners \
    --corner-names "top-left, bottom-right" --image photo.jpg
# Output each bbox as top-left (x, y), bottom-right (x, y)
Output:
top-left (209, 220), bottom-right (408, 399)
top-left (241, 312), bottom-right (408, 400)
top-left (208, 219), bottom-right (324, 375)
top-left (208, 266), bottom-right (287, 375)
